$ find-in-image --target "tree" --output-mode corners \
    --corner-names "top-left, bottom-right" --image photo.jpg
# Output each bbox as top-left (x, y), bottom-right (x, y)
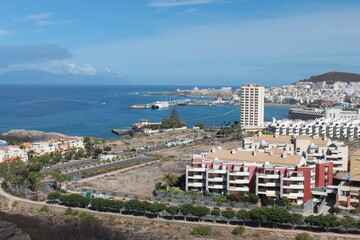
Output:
top-left (179, 204), bottom-right (195, 221)
top-left (149, 203), bottom-right (166, 217)
top-left (250, 207), bottom-right (270, 227)
top-left (341, 216), bottom-right (357, 233)
top-left (51, 169), bottom-right (71, 189)
top-left (47, 192), bottom-right (62, 201)
top-left (289, 213), bottom-right (303, 230)
top-left (170, 107), bottom-right (179, 121)
top-left (192, 206), bottom-right (210, 222)
top-left (211, 209), bottom-right (221, 223)
top-left (320, 215), bottom-right (339, 232)
top-left (162, 173), bottom-right (178, 190)
top-left (103, 146), bottom-right (112, 152)
top-left (236, 210), bottom-right (250, 225)
top-left (221, 210), bottom-right (235, 224)
top-left (166, 206), bottom-right (179, 219)
top-left (94, 148), bottom-right (103, 156)
top-left (268, 206), bottom-right (291, 228)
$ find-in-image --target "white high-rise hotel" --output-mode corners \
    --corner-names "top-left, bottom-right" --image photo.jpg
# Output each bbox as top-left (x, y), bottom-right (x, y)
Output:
top-left (240, 84), bottom-right (265, 130)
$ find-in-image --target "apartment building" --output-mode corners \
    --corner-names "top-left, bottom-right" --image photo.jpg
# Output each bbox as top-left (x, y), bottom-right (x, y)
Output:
top-left (324, 108), bottom-right (360, 120)
top-left (335, 173), bottom-right (360, 208)
top-left (350, 150), bottom-right (360, 175)
top-left (186, 148), bottom-right (333, 205)
top-left (23, 137), bottom-right (84, 157)
top-left (240, 84), bottom-right (265, 130)
top-left (269, 118), bottom-right (360, 139)
top-left (0, 145), bottom-right (28, 162)
top-left (243, 133), bottom-right (348, 172)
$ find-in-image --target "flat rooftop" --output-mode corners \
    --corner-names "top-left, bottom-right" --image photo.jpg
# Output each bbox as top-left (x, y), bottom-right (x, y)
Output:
top-left (205, 149), bottom-right (302, 166)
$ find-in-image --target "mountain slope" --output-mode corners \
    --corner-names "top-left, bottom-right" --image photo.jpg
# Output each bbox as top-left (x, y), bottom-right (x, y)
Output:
top-left (297, 72), bottom-right (360, 84)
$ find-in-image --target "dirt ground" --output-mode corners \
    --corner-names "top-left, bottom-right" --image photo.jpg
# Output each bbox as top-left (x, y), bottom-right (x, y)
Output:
top-left (85, 160), bottom-right (188, 197)
top-left (110, 129), bottom-right (209, 152)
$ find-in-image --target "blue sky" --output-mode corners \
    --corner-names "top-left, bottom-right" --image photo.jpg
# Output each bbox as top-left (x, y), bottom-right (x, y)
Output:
top-left (1, 0), bottom-right (360, 86)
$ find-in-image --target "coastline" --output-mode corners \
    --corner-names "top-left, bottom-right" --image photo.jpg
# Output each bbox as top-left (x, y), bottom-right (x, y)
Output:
top-left (265, 103), bottom-right (305, 108)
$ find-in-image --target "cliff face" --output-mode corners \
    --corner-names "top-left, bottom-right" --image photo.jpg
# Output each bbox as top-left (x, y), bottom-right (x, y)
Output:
top-left (297, 72), bottom-right (360, 84)
top-left (0, 130), bottom-right (68, 143)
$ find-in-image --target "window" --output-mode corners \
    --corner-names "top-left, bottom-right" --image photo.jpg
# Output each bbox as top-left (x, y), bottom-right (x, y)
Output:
top-left (356, 159), bottom-right (360, 162)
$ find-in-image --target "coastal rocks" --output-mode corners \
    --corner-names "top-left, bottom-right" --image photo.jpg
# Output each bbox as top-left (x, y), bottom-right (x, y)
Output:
top-left (0, 130), bottom-right (68, 143)
top-left (0, 220), bottom-right (31, 240)
top-left (111, 129), bottom-right (137, 137)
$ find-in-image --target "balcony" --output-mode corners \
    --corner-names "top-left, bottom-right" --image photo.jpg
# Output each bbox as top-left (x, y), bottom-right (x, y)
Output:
top-left (229, 172), bottom-right (249, 176)
top-left (188, 167), bottom-right (206, 172)
top-left (208, 184), bottom-right (225, 189)
top-left (258, 182), bottom-right (280, 187)
top-left (229, 186), bottom-right (249, 192)
top-left (283, 192), bottom-right (304, 197)
top-left (258, 190), bottom-right (279, 196)
top-left (283, 184), bottom-right (304, 189)
top-left (208, 177), bottom-right (226, 182)
top-left (283, 176), bottom-right (304, 181)
top-left (188, 175), bottom-right (204, 179)
top-left (208, 169), bottom-right (227, 174)
top-left (258, 174), bottom-right (279, 179)
top-left (229, 179), bottom-right (249, 184)
top-left (188, 182), bottom-right (205, 187)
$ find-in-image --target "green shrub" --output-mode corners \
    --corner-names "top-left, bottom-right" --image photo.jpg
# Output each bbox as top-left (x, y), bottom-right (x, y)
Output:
top-left (232, 226), bottom-right (245, 236)
top-left (72, 210), bottom-right (79, 216)
top-left (295, 232), bottom-right (313, 240)
top-left (190, 226), bottom-right (212, 236)
top-left (38, 205), bottom-right (50, 213)
top-left (79, 212), bottom-right (96, 220)
top-left (349, 209), bottom-right (357, 215)
top-left (253, 232), bottom-right (262, 238)
top-left (333, 207), bottom-right (341, 214)
top-left (64, 207), bottom-right (73, 215)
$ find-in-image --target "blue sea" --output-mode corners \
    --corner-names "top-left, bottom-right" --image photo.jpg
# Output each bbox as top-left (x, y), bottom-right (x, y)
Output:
top-left (0, 85), bottom-right (289, 140)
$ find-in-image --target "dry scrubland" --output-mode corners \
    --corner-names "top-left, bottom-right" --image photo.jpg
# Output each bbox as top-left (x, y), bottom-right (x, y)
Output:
top-left (84, 160), bottom-right (187, 197)
top-left (84, 138), bottom-right (242, 196)
top-left (1, 204), bottom-right (351, 240)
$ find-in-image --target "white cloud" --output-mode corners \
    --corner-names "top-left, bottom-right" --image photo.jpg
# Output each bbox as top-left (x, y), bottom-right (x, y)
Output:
top-left (9, 61), bottom-right (121, 76)
top-left (149, 0), bottom-right (220, 7)
top-left (0, 29), bottom-right (11, 36)
top-left (177, 8), bottom-right (197, 15)
top-left (15, 12), bottom-right (55, 25)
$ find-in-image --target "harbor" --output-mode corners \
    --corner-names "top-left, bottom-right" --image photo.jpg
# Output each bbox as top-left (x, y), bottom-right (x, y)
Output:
top-left (129, 98), bottom-right (239, 109)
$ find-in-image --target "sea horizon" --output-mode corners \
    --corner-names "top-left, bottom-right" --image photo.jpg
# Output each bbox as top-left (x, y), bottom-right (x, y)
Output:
top-left (0, 84), bottom-right (289, 140)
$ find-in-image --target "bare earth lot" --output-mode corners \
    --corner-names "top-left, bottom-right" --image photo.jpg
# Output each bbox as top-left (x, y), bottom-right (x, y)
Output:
top-left (85, 160), bottom-right (188, 197)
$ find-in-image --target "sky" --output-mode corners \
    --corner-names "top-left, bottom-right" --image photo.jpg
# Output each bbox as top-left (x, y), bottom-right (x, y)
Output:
top-left (1, 0), bottom-right (360, 86)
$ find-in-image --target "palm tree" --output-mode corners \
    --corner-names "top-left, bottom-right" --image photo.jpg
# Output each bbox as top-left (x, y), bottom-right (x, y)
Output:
top-left (162, 173), bottom-right (178, 190)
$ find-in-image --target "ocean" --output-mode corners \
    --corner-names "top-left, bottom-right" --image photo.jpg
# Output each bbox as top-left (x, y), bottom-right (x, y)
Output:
top-left (0, 85), bottom-right (289, 140)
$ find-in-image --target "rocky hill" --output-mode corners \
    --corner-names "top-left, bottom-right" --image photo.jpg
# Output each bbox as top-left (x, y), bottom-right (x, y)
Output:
top-left (0, 130), bottom-right (68, 143)
top-left (297, 72), bottom-right (360, 84)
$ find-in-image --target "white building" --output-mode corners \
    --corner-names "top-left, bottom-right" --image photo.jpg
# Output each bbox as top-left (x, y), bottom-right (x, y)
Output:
top-left (0, 145), bottom-right (28, 162)
top-left (240, 84), bottom-right (265, 130)
top-left (324, 108), bottom-right (360, 120)
top-left (269, 118), bottom-right (360, 140)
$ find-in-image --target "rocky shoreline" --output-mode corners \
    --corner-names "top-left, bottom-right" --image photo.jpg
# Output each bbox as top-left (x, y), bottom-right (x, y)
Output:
top-left (0, 130), bottom-right (68, 143)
